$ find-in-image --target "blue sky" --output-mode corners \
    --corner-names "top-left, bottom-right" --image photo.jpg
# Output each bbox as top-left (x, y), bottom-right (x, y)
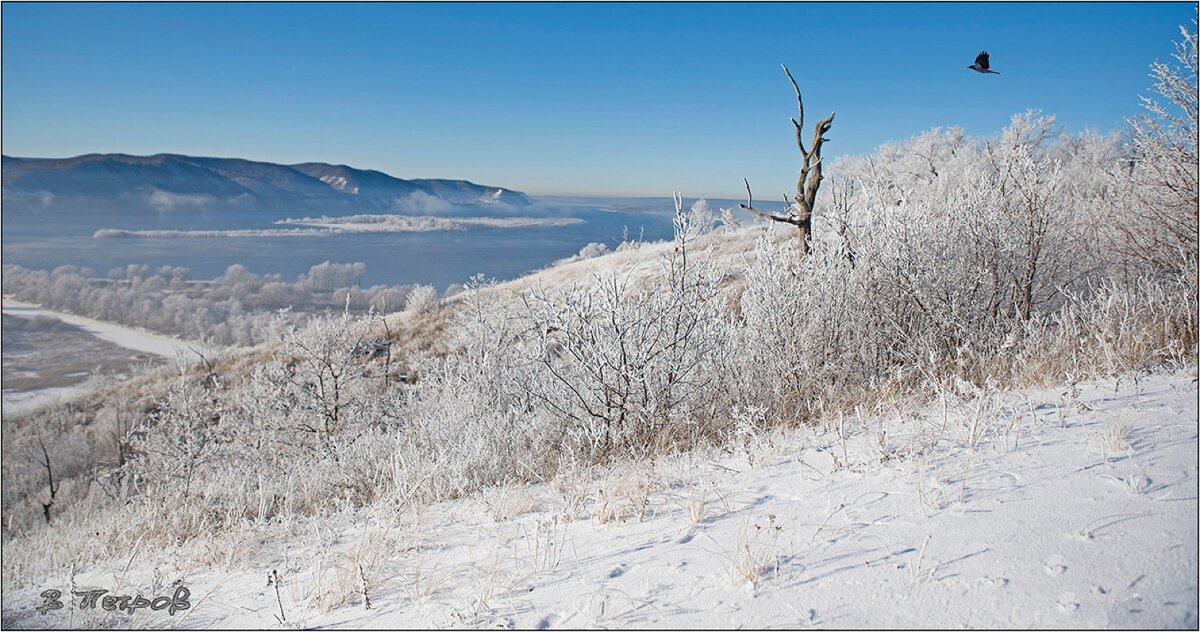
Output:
top-left (2, 2), bottom-right (1194, 198)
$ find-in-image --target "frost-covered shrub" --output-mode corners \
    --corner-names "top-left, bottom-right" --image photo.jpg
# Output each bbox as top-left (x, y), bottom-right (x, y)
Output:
top-left (362, 284), bottom-right (411, 313)
top-left (399, 274), bottom-right (552, 496)
top-left (124, 362), bottom-right (226, 534)
top-left (686, 198), bottom-right (718, 238)
top-left (839, 112), bottom-right (1101, 323)
top-left (554, 241), bottom-right (610, 266)
top-left (1015, 256), bottom-right (1199, 380)
top-left (733, 233), bottom-right (865, 423)
top-left (405, 284), bottom-right (440, 314)
top-left (112, 310), bottom-right (409, 537)
top-left (525, 197), bottom-right (730, 462)
top-left (275, 312), bottom-right (387, 451)
top-left (729, 106), bottom-right (1195, 421)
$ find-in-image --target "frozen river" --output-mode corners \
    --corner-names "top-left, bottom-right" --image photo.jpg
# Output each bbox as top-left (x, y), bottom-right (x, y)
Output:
top-left (1, 299), bottom-right (208, 414)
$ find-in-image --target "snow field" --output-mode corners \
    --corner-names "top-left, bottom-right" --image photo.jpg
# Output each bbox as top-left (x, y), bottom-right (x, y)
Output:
top-left (4, 368), bottom-right (1194, 629)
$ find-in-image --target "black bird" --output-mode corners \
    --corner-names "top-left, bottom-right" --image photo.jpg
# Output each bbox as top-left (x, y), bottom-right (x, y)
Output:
top-left (968, 51), bottom-right (999, 74)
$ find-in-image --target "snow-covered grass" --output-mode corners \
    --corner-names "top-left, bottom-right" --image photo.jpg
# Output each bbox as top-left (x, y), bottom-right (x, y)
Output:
top-left (3, 368), bottom-right (1194, 629)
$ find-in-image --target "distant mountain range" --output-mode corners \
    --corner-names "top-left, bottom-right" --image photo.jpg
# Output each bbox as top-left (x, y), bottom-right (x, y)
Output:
top-left (1, 153), bottom-right (532, 213)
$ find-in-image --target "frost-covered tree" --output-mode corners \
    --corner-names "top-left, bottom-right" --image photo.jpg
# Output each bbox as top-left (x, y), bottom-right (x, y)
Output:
top-left (1122, 17), bottom-right (1199, 274)
top-left (277, 312), bottom-right (380, 454)
top-left (301, 261), bottom-right (367, 292)
top-left (129, 362), bottom-right (223, 503)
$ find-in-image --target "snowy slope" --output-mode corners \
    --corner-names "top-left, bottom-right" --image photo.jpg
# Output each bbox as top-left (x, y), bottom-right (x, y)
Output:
top-left (4, 368), bottom-right (1195, 629)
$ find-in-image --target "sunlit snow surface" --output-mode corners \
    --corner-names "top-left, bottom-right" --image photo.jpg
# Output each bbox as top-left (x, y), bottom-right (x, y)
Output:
top-left (4, 369), bottom-right (1195, 629)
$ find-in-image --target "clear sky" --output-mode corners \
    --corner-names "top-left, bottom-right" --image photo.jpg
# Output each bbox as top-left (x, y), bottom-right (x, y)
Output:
top-left (2, 2), bottom-right (1194, 198)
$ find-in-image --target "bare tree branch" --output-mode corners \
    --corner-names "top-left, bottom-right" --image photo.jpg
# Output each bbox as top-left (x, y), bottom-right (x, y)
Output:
top-left (739, 179), bottom-right (793, 224)
top-left (741, 65), bottom-right (837, 256)
top-left (782, 64), bottom-right (805, 150)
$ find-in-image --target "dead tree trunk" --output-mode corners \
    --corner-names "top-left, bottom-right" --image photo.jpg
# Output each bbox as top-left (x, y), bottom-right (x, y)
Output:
top-left (741, 64), bottom-right (836, 257)
top-left (37, 435), bottom-right (58, 525)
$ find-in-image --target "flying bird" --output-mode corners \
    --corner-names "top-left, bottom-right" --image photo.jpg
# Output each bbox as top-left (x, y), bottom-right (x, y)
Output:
top-left (968, 51), bottom-right (999, 74)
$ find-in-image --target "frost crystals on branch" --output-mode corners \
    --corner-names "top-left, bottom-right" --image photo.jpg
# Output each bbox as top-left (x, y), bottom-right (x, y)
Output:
top-left (1123, 17), bottom-right (1198, 274)
top-left (526, 193), bottom-right (727, 463)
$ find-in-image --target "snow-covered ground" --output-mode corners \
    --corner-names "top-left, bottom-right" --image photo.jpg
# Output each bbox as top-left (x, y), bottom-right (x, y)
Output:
top-left (0, 385), bottom-right (90, 416)
top-left (4, 368), bottom-right (1196, 629)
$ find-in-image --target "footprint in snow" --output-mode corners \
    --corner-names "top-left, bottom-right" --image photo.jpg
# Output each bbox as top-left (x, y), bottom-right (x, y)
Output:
top-left (1056, 592), bottom-right (1080, 614)
top-left (1043, 554), bottom-right (1068, 576)
top-left (608, 565), bottom-right (627, 579)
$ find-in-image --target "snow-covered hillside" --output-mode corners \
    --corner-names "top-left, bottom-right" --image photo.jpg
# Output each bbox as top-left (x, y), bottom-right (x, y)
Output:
top-left (3, 369), bottom-right (1194, 629)
top-left (3, 57), bottom-right (1196, 629)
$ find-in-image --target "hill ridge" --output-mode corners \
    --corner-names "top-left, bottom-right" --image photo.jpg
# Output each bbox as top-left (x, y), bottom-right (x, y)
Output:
top-left (1, 152), bottom-right (533, 211)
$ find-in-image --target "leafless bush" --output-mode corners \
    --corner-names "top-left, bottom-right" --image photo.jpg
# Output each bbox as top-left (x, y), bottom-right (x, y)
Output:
top-left (525, 194), bottom-right (729, 463)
